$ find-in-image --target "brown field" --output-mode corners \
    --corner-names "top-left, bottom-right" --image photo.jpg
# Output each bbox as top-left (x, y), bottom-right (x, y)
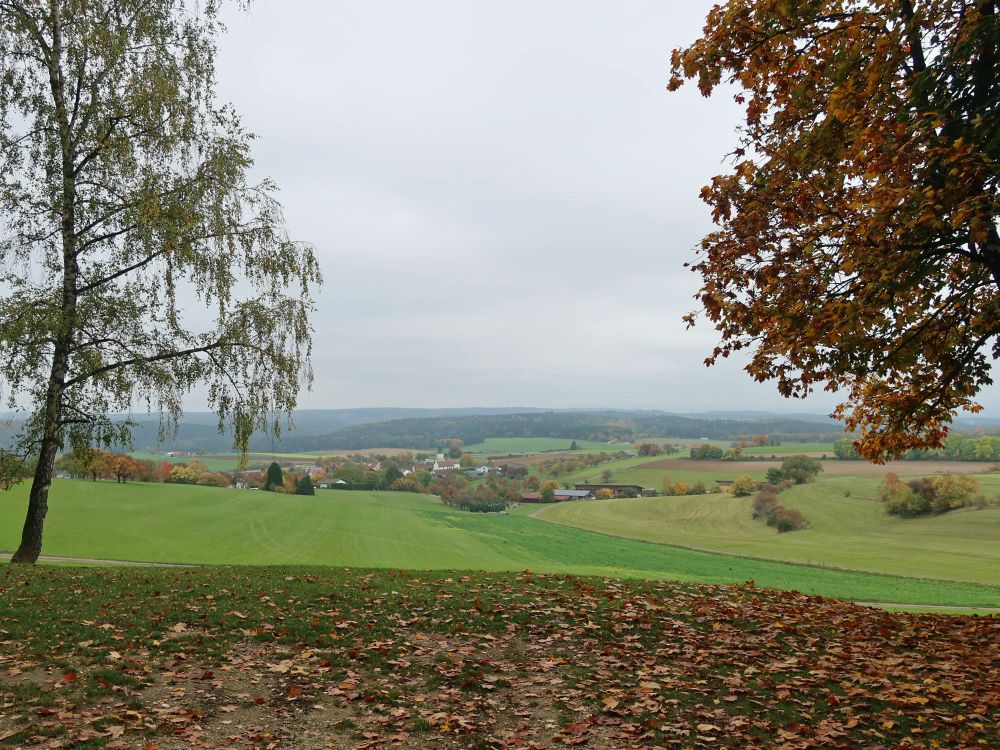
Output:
top-left (483, 451), bottom-right (577, 466)
top-left (641, 458), bottom-right (994, 476)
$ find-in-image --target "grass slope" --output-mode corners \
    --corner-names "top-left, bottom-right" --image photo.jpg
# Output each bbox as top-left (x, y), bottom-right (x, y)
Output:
top-left (535, 476), bottom-right (1000, 586)
top-left (2, 480), bottom-right (999, 606)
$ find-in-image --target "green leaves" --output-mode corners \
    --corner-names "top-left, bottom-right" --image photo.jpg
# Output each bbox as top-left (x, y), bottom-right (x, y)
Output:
top-left (0, 1), bottom-right (320, 560)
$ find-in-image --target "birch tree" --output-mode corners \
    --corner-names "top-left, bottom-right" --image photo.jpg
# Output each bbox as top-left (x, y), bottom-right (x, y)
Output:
top-left (0, 0), bottom-right (321, 563)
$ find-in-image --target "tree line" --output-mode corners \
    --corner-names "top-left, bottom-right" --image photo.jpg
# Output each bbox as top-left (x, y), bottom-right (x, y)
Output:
top-left (834, 435), bottom-right (1000, 461)
top-left (268, 411), bottom-right (843, 453)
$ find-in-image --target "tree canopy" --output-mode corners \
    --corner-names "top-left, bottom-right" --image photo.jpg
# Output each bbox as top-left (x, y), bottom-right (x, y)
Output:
top-left (670, 0), bottom-right (1000, 461)
top-left (0, 0), bottom-right (320, 562)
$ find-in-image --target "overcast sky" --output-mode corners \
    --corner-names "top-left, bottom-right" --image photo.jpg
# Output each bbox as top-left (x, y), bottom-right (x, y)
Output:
top-left (210, 1), bottom-right (1000, 416)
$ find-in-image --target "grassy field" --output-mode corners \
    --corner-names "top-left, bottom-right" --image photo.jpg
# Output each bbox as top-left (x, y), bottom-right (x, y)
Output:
top-left (553, 455), bottom-right (663, 485)
top-left (556, 455), bottom-right (993, 492)
top-left (2, 480), bottom-right (1000, 606)
top-left (129, 451), bottom-right (242, 471)
top-left (463, 437), bottom-right (628, 454)
top-left (3, 567), bottom-right (997, 749)
top-left (535, 475), bottom-right (1000, 586)
top-left (129, 451), bottom-right (327, 472)
top-left (740, 442), bottom-right (837, 455)
top-left (555, 458), bottom-right (771, 489)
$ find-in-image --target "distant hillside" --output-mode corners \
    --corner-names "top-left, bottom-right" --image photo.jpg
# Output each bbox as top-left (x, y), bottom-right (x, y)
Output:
top-left (7, 405), bottom-right (1000, 454)
top-left (0, 407), bottom-right (548, 453)
top-left (275, 410), bottom-right (845, 452)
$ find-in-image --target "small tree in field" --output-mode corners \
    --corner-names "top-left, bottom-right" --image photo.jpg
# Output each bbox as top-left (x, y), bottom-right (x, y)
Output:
top-left (780, 456), bottom-right (823, 485)
top-left (295, 474), bottom-right (315, 496)
top-left (264, 462), bottom-right (284, 492)
top-left (730, 475), bottom-right (757, 497)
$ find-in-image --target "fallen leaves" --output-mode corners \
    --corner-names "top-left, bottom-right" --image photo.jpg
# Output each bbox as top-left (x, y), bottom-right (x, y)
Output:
top-left (0, 567), bottom-right (998, 749)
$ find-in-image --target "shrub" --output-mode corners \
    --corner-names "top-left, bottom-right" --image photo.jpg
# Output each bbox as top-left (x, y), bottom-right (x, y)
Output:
top-left (751, 487), bottom-right (809, 532)
top-left (690, 443), bottom-right (724, 460)
top-left (730, 475), bottom-right (757, 496)
top-left (595, 488), bottom-right (614, 499)
top-left (198, 472), bottom-right (231, 488)
top-left (389, 476), bottom-right (425, 493)
top-left (879, 473), bottom-right (980, 517)
top-left (769, 507), bottom-right (810, 532)
top-left (441, 485), bottom-right (509, 513)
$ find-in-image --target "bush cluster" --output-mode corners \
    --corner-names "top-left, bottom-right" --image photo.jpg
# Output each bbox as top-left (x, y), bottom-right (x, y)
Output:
top-left (879, 473), bottom-right (980, 517)
top-left (765, 455), bottom-right (823, 485)
top-left (660, 478), bottom-right (708, 496)
top-left (689, 443), bottom-right (724, 460)
top-left (751, 485), bottom-right (809, 532)
top-left (440, 486), bottom-right (508, 513)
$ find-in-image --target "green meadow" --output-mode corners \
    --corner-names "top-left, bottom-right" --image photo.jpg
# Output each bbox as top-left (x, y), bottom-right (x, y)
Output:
top-left (463, 437), bottom-right (626, 454)
top-left (555, 455), bottom-right (771, 488)
top-left (129, 451), bottom-right (242, 472)
top-left (535, 475), bottom-right (1000, 586)
top-left (740, 442), bottom-right (837, 455)
top-left (2, 480), bottom-right (999, 607)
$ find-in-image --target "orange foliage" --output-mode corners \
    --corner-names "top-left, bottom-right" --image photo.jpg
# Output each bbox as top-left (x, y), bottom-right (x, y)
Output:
top-left (671, 1), bottom-right (1000, 461)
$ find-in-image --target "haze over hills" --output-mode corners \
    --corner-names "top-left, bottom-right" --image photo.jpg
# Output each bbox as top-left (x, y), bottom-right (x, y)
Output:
top-left (4, 406), bottom-right (1000, 454)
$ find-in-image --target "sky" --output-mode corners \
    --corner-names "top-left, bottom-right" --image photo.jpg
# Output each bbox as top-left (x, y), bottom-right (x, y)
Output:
top-left (208, 0), bottom-right (999, 416)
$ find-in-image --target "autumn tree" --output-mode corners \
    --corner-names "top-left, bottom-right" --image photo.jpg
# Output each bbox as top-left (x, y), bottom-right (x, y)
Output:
top-left (108, 454), bottom-right (139, 484)
top-left (730, 475), bottom-right (758, 497)
top-left (540, 479), bottom-right (560, 503)
top-left (671, 1), bottom-right (1000, 461)
top-left (0, 1), bottom-right (320, 563)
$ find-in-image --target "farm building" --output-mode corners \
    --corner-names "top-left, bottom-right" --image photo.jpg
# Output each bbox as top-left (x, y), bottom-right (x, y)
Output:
top-left (520, 488), bottom-right (596, 503)
top-left (573, 483), bottom-right (657, 498)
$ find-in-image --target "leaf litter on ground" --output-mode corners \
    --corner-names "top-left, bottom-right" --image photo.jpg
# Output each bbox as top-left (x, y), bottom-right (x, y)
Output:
top-left (0, 566), bottom-right (997, 749)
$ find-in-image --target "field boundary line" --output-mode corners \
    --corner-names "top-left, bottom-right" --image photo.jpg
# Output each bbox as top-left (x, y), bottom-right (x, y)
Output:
top-left (0, 552), bottom-right (195, 568)
top-left (527, 506), bottom-right (1000, 603)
